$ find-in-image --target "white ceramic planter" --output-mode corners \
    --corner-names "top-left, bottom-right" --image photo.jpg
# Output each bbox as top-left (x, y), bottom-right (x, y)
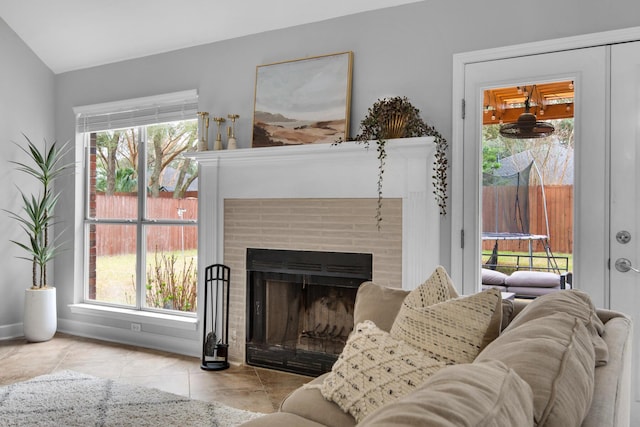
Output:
top-left (23, 287), bottom-right (57, 342)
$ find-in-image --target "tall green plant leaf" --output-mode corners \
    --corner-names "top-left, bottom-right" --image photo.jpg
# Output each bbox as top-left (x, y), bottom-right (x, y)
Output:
top-left (3, 135), bottom-right (73, 288)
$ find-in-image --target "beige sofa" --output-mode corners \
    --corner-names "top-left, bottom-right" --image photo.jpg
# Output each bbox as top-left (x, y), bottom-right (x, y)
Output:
top-left (241, 281), bottom-right (631, 427)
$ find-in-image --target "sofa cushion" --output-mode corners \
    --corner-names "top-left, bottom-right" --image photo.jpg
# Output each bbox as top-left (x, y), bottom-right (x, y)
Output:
top-left (475, 312), bottom-right (596, 427)
top-left (353, 282), bottom-right (409, 332)
top-left (482, 284), bottom-right (507, 292)
top-left (391, 287), bottom-right (502, 364)
top-left (280, 374), bottom-right (356, 427)
top-left (359, 360), bottom-right (534, 427)
top-left (504, 290), bottom-right (608, 366)
top-left (320, 321), bottom-right (445, 423)
top-left (481, 268), bottom-right (509, 285)
top-left (504, 270), bottom-right (561, 288)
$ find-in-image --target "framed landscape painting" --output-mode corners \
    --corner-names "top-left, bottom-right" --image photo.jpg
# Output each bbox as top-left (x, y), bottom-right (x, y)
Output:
top-left (252, 51), bottom-right (353, 147)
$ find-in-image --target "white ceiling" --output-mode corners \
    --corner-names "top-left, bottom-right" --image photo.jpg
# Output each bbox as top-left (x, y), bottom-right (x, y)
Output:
top-left (0, 0), bottom-right (421, 74)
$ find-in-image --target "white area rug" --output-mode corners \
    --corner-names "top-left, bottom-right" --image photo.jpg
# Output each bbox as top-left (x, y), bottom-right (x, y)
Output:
top-left (0, 370), bottom-right (263, 426)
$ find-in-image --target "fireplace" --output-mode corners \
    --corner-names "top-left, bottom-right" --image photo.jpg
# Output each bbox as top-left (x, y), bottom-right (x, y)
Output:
top-left (190, 138), bottom-right (440, 366)
top-left (245, 248), bottom-right (372, 376)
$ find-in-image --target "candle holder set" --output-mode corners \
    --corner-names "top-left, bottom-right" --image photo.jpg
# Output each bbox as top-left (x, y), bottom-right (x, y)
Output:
top-left (197, 112), bottom-right (240, 151)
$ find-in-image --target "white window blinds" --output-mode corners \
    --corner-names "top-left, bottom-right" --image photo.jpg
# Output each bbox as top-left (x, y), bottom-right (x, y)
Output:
top-left (74, 89), bottom-right (198, 133)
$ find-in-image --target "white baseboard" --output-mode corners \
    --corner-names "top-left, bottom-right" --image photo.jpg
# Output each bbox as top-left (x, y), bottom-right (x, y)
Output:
top-left (0, 319), bottom-right (201, 358)
top-left (57, 318), bottom-right (200, 358)
top-left (0, 323), bottom-right (24, 340)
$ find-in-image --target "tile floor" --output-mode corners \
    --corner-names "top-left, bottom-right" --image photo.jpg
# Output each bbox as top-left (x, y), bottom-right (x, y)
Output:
top-left (0, 333), bottom-right (312, 413)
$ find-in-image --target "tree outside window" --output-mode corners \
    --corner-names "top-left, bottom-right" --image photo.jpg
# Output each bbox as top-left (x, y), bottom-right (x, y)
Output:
top-left (86, 119), bottom-right (199, 313)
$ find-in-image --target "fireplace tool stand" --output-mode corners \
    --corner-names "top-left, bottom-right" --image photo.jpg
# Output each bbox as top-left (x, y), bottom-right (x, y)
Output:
top-left (201, 264), bottom-right (230, 371)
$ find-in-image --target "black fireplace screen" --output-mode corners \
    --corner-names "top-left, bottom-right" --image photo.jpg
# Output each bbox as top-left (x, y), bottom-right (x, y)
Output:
top-left (246, 248), bottom-right (372, 376)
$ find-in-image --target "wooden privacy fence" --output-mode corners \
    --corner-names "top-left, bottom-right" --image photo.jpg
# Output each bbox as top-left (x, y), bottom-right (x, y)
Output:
top-left (482, 185), bottom-right (573, 254)
top-left (95, 194), bottom-right (198, 256)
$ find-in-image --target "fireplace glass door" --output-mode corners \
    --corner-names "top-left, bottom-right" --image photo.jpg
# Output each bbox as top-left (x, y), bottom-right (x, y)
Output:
top-left (246, 249), bottom-right (372, 376)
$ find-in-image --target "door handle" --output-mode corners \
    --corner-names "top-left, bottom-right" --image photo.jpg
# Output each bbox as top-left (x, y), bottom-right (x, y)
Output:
top-left (615, 258), bottom-right (640, 273)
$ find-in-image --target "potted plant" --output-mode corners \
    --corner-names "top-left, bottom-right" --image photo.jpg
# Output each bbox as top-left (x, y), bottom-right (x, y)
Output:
top-left (4, 135), bottom-right (72, 342)
top-left (339, 96), bottom-right (448, 227)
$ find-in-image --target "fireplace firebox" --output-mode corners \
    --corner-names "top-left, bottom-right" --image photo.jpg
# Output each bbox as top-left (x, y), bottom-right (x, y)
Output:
top-left (246, 248), bottom-right (372, 376)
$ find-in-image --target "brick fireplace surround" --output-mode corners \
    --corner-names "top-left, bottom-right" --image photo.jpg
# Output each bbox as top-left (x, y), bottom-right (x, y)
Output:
top-left (190, 137), bottom-right (439, 364)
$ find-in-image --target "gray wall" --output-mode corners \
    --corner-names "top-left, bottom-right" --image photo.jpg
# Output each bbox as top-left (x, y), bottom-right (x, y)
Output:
top-left (0, 18), bottom-right (55, 334)
top-left (3, 0), bottom-right (640, 346)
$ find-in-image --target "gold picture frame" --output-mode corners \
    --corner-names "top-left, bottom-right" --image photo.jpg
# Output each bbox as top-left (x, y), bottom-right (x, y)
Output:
top-left (252, 51), bottom-right (353, 147)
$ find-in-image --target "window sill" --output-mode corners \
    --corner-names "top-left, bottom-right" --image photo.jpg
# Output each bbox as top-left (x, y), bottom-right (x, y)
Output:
top-left (68, 303), bottom-right (198, 331)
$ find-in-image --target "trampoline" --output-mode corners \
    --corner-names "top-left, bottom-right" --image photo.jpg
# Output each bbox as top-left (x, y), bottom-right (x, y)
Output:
top-left (482, 161), bottom-right (561, 273)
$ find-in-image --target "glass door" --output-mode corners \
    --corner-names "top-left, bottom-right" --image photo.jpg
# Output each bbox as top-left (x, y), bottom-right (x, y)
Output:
top-left (457, 47), bottom-right (607, 304)
top-left (480, 83), bottom-right (574, 282)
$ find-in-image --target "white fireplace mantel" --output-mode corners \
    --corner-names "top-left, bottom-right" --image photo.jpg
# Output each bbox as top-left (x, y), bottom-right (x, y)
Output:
top-left (189, 137), bottom-right (440, 290)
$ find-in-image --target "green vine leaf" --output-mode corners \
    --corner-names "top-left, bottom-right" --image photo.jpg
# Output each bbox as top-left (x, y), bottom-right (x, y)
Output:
top-left (336, 96), bottom-right (449, 227)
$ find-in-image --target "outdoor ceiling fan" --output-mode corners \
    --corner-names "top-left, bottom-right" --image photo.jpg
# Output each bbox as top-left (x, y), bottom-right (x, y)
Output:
top-left (499, 85), bottom-right (555, 139)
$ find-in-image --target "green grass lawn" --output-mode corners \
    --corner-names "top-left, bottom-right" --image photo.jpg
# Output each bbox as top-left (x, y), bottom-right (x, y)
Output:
top-left (95, 249), bottom-right (197, 308)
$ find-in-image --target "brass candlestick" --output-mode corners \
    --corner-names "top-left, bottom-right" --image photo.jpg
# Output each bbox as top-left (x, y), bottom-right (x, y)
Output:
top-left (213, 117), bottom-right (226, 151)
top-left (197, 112), bottom-right (209, 151)
top-left (227, 114), bottom-right (239, 150)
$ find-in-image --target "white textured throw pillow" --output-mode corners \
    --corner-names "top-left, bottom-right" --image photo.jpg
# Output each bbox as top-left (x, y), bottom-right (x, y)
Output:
top-left (391, 287), bottom-right (502, 364)
top-left (320, 321), bottom-right (445, 423)
top-left (403, 265), bottom-right (459, 307)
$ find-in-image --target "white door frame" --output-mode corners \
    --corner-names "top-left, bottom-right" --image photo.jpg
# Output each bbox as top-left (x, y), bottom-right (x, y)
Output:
top-left (450, 26), bottom-right (640, 299)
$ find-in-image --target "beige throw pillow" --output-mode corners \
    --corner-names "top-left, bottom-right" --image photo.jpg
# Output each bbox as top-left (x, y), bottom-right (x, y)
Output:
top-left (476, 312), bottom-right (596, 427)
top-left (359, 360), bottom-right (534, 427)
top-left (391, 287), bottom-right (502, 364)
top-left (403, 265), bottom-right (459, 308)
top-left (320, 321), bottom-right (445, 423)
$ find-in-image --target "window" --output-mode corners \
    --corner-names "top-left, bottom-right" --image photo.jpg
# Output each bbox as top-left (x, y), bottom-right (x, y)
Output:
top-left (76, 91), bottom-right (199, 315)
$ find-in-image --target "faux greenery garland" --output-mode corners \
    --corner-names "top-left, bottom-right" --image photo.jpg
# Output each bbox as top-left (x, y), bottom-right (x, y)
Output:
top-left (338, 96), bottom-right (448, 228)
